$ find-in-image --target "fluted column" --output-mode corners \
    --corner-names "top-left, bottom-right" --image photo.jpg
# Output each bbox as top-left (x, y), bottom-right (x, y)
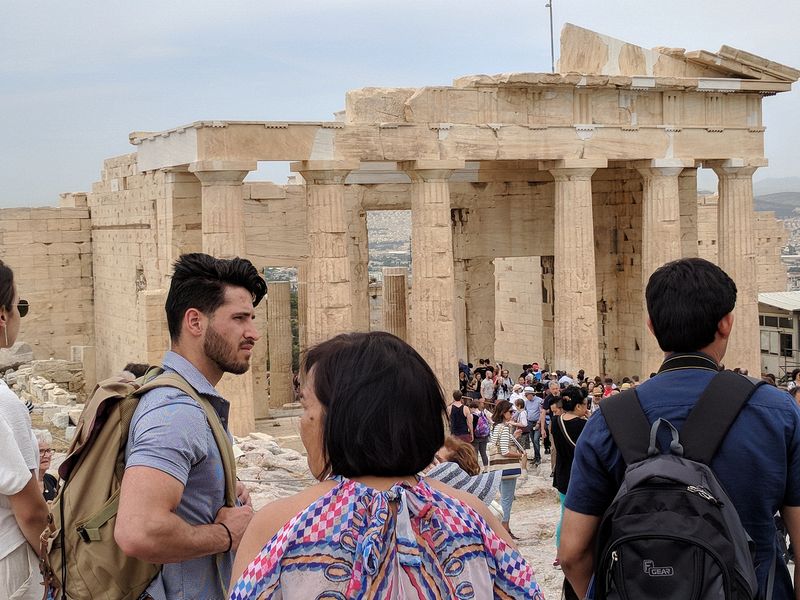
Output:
top-left (190, 160), bottom-right (258, 436)
top-left (636, 160), bottom-right (690, 376)
top-left (543, 159), bottom-right (604, 376)
top-left (710, 160), bottom-right (763, 373)
top-left (267, 281), bottom-right (293, 409)
top-left (382, 267), bottom-right (408, 341)
top-left (401, 160), bottom-right (464, 392)
top-left (291, 161), bottom-right (359, 347)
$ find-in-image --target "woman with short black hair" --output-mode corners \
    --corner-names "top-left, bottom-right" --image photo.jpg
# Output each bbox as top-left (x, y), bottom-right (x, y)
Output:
top-left (229, 332), bottom-right (542, 599)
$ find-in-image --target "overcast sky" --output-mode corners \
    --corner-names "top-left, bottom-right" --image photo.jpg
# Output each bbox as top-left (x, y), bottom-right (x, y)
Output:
top-left (1, 0), bottom-right (798, 206)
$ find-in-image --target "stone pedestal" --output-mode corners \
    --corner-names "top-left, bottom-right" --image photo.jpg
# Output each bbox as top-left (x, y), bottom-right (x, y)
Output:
top-left (190, 160), bottom-right (257, 436)
top-left (267, 281), bottom-right (294, 408)
top-left (711, 161), bottom-right (762, 373)
top-left (292, 161), bottom-right (359, 346)
top-left (382, 267), bottom-right (408, 340)
top-left (545, 160), bottom-right (603, 376)
top-left (401, 160), bottom-right (464, 393)
top-left (636, 160), bottom-right (688, 376)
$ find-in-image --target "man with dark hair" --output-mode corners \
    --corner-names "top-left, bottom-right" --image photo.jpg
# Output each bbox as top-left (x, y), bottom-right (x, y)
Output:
top-left (560, 257), bottom-right (800, 599)
top-left (115, 253), bottom-right (267, 600)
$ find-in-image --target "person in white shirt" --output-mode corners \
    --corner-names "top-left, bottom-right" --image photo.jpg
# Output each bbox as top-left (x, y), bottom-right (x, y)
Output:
top-left (0, 259), bottom-right (48, 599)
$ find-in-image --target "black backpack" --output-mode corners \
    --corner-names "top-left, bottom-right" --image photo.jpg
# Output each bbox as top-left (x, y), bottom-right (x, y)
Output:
top-left (595, 370), bottom-right (773, 600)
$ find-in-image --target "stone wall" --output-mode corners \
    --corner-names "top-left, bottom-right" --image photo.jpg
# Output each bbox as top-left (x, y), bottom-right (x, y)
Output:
top-left (88, 154), bottom-right (170, 378)
top-left (0, 201), bottom-right (93, 360)
top-left (697, 194), bottom-right (787, 293)
top-left (494, 257), bottom-right (544, 368)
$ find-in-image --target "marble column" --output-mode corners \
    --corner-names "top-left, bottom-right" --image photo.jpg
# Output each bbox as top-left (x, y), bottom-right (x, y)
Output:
top-left (291, 161), bottom-right (359, 347)
top-left (267, 281), bottom-right (294, 409)
top-left (636, 160), bottom-right (690, 376)
top-left (382, 267), bottom-right (408, 341)
top-left (543, 159), bottom-right (604, 376)
top-left (252, 300), bottom-right (269, 419)
top-left (297, 263), bottom-right (308, 352)
top-left (401, 160), bottom-right (464, 393)
top-left (190, 160), bottom-right (258, 437)
top-left (347, 196), bottom-right (371, 333)
top-left (710, 160), bottom-right (763, 373)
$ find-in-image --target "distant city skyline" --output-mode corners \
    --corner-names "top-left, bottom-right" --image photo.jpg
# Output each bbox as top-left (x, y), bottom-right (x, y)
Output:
top-left (1, 0), bottom-right (798, 207)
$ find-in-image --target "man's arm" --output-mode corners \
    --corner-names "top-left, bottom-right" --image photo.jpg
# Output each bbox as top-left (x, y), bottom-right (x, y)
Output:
top-left (8, 473), bottom-right (49, 554)
top-left (560, 509), bottom-right (601, 599)
top-left (780, 505), bottom-right (800, 599)
top-left (115, 466), bottom-right (253, 563)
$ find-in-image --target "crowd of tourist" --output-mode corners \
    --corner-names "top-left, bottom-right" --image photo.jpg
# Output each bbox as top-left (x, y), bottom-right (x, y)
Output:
top-left (4, 253), bottom-right (800, 600)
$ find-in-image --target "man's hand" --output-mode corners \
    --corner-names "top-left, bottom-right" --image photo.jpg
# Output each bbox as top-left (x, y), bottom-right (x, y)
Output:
top-left (779, 505), bottom-right (800, 599)
top-left (215, 505), bottom-right (255, 552)
top-left (236, 480), bottom-right (252, 508)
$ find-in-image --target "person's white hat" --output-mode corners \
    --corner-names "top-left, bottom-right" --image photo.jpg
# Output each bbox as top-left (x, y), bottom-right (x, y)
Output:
top-left (523, 386), bottom-right (536, 394)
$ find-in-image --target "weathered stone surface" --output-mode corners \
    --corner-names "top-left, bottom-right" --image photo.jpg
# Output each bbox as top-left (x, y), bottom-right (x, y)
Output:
top-left (0, 343), bottom-right (34, 371)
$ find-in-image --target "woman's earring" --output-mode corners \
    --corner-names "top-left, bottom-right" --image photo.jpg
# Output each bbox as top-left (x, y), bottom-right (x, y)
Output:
top-left (3, 327), bottom-right (7, 347)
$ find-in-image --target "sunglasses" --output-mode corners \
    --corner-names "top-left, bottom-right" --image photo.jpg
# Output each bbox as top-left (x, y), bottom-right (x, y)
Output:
top-left (18, 299), bottom-right (29, 318)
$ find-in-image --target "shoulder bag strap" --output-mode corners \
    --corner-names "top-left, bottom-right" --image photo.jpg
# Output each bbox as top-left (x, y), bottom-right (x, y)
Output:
top-left (558, 415), bottom-right (576, 447)
top-left (137, 373), bottom-right (237, 507)
top-left (599, 389), bottom-right (650, 464)
top-left (680, 370), bottom-right (764, 464)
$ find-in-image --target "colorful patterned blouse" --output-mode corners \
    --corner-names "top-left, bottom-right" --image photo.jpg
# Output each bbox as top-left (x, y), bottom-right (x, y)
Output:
top-left (229, 476), bottom-right (543, 600)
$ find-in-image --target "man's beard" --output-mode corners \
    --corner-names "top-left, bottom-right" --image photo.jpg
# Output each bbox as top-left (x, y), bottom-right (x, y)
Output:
top-left (204, 324), bottom-right (250, 375)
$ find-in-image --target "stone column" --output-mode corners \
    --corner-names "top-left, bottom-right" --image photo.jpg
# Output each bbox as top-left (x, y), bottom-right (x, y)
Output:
top-left (400, 160), bottom-right (464, 392)
top-left (267, 281), bottom-right (294, 409)
top-left (291, 161), bottom-right (359, 347)
top-left (382, 267), bottom-right (408, 340)
top-left (542, 159), bottom-right (604, 376)
top-left (635, 159), bottom-right (691, 376)
top-left (348, 195), bottom-right (371, 333)
top-left (297, 263), bottom-right (308, 352)
top-left (252, 300), bottom-right (269, 419)
top-left (190, 160), bottom-right (258, 437)
top-left (710, 160), bottom-right (764, 373)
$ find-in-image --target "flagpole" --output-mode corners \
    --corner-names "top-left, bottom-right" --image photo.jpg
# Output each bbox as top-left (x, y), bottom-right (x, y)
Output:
top-left (546, 0), bottom-right (555, 73)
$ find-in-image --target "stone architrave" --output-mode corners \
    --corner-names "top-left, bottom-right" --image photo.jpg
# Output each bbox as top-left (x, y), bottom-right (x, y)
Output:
top-left (267, 281), bottom-right (294, 409)
top-left (710, 160), bottom-right (764, 373)
top-left (636, 159), bottom-right (691, 376)
top-left (382, 267), bottom-right (408, 340)
top-left (543, 159), bottom-right (604, 376)
top-left (400, 160), bottom-right (464, 392)
top-left (190, 160), bottom-right (257, 436)
top-left (291, 161), bottom-right (359, 347)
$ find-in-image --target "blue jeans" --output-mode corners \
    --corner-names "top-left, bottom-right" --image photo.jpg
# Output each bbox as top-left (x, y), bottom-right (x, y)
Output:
top-left (499, 477), bottom-right (517, 523)
top-left (530, 427), bottom-right (542, 462)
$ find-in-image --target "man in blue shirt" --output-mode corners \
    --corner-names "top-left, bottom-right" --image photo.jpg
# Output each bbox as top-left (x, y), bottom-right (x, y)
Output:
top-left (560, 258), bottom-right (800, 600)
top-left (115, 253), bottom-right (267, 600)
top-left (523, 386), bottom-right (544, 465)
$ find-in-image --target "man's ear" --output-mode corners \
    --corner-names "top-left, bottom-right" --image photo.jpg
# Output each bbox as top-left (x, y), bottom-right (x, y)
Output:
top-left (0, 308), bottom-right (7, 329)
top-left (717, 312), bottom-right (734, 340)
top-left (183, 308), bottom-right (206, 338)
top-left (646, 317), bottom-right (655, 337)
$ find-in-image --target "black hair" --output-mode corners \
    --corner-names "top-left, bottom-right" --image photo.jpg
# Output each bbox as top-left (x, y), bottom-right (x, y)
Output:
top-left (492, 400), bottom-right (513, 425)
top-left (0, 259), bottom-right (15, 312)
top-left (123, 363), bottom-right (151, 378)
top-left (452, 390), bottom-right (463, 401)
top-left (646, 258), bottom-right (737, 353)
top-left (165, 253), bottom-right (267, 342)
top-left (789, 387), bottom-right (800, 400)
top-left (303, 331), bottom-right (445, 478)
top-left (560, 386), bottom-right (586, 411)
top-left (791, 369), bottom-right (800, 381)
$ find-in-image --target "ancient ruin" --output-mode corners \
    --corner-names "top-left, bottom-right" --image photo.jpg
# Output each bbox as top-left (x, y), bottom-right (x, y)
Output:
top-left (1, 25), bottom-right (797, 434)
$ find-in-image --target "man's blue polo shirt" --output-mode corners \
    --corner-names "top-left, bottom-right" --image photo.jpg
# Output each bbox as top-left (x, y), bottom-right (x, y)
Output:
top-left (125, 351), bottom-right (233, 600)
top-left (566, 353), bottom-right (800, 599)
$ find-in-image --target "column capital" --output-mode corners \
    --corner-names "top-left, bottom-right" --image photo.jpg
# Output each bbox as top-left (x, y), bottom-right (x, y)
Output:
top-left (705, 158), bottom-right (767, 178)
top-left (633, 158), bottom-right (695, 179)
top-left (189, 160), bottom-right (256, 186)
top-left (399, 159), bottom-right (465, 182)
top-left (290, 160), bottom-right (360, 184)
top-left (541, 158), bottom-right (606, 181)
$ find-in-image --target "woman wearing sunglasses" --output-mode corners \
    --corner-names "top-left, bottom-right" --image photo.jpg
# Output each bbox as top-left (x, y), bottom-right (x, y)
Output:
top-left (0, 259), bottom-right (48, 600)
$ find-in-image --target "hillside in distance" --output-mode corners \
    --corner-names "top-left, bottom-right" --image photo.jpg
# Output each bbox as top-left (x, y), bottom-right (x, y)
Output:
top-left (754, 192), bottom-right (800, 218)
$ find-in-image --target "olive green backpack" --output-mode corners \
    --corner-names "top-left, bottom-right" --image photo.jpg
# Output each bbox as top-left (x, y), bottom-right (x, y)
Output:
top-left (40, 368), bottom-right (237, 600)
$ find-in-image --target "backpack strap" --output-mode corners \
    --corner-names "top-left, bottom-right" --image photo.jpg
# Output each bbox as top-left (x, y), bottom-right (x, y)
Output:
top-left (599, 389), bottom-right (651, 464)
top-left (136, 373), bottom-right (238, 508)
top-left (680, 370), bottom-right (764, 464)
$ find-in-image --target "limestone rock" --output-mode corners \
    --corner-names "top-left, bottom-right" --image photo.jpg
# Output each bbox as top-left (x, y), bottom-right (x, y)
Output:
top-left (0, 342), bottom-right (33, 371)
